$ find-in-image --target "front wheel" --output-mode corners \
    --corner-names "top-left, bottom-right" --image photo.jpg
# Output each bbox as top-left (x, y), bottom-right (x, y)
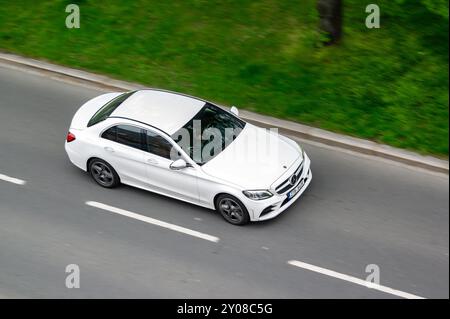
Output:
top-left (89, 159), bottom-right (120, 188)
top-left (215, 194), bottom-right (250, 225)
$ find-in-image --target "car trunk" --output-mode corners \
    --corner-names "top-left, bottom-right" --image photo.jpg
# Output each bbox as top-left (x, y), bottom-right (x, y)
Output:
top-left (70, 92), bottom-right (122, 129)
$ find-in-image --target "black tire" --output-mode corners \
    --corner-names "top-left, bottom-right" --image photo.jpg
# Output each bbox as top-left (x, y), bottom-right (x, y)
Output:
top-left (215, 194), bottom-right (250, 225)
top-left (88, 158), bottom-right (120, 188)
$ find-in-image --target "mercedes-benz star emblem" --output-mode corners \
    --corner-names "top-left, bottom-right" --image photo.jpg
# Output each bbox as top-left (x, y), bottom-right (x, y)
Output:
top-left (289, 174), bottom-right (297, 185)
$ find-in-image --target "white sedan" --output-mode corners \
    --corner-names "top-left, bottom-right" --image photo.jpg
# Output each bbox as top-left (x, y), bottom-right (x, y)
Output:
top-left (65, 89), bottom-right (312, 225)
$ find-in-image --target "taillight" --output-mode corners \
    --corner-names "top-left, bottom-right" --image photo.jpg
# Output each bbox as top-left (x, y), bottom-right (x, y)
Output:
top-left (66, 132), bottom-right (76, 143)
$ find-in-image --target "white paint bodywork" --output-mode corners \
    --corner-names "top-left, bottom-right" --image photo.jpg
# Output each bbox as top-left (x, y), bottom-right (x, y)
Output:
top-left (65, 90), bottom-right (312, 221)
top-left (111, 90), bottom-right (205, 135)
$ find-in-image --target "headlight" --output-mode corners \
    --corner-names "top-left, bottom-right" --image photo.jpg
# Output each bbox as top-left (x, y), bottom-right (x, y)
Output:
top-left (242, 190), bottom-right (273, 200)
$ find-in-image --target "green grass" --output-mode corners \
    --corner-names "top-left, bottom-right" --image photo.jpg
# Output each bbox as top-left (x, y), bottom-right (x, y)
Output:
top-left (0, 0), bottom-right (448, 156)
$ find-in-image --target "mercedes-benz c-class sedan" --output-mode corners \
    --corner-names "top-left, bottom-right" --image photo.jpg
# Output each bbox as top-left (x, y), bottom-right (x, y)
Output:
top-left (65, 89), bottom-right (312, 225)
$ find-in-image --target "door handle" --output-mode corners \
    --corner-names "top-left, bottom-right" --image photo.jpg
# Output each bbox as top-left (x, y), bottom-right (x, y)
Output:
top-left (104, 147), bottom-right (115, 152)
top-left (146, 158), bottom-right (159, 165)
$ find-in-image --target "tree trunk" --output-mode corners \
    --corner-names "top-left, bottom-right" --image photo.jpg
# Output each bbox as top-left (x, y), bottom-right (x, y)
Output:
top-left (317, 0), bottom-right (342, 45)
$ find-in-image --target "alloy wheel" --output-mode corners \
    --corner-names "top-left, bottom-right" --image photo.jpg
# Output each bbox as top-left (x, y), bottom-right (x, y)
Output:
top-left (218, 198), bottom-right (245, 224)
top-left (91, 161), bottom-right (115, 187)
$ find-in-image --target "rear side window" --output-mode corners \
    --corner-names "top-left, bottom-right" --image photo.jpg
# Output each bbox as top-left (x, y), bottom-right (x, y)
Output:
top-left (146, 130), bottom-right (175, 159)
top-left (102, 126), bottom-right (117, 141)
top-left (88, 91), bottom-right (135, 127)
top-left (101, 125), bottom-right (145, 151)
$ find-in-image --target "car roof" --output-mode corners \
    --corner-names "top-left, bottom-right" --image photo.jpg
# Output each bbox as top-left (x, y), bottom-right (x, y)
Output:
top-left (110, 89), bottom-right (206, 135)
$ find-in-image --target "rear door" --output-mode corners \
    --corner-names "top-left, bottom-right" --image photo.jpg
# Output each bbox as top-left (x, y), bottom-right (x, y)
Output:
top-left (98, 124), bottom-right (148, 187)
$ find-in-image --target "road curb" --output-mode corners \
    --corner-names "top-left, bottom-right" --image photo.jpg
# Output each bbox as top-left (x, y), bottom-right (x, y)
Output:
top-left (1, 51), bottom-right (448, 174)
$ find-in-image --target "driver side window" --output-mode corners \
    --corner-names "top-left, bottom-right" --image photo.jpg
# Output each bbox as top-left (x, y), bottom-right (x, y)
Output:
top-left (145, 130), bottom-right (181, 160)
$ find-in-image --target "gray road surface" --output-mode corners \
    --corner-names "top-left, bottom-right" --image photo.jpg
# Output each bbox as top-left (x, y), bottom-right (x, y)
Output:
top-left (0, 65), bottom-right (448, 298)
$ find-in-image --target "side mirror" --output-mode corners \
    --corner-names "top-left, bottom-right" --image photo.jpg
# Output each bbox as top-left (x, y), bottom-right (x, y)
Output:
top-left (170, 158), bottom-right (187, 170)
top-left (230, 106), bottom-right (239, 117)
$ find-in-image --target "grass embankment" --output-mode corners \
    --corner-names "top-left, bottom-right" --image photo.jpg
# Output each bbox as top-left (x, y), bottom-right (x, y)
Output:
top-left (0, 0), bottom-right (448, 156)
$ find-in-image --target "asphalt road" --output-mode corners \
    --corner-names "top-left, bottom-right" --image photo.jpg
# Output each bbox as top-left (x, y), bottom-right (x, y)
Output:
top-left (0, 64), bottom-right (448, 298)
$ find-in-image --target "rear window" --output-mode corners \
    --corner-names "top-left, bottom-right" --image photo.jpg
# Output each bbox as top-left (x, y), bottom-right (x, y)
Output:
top-left (87, 91), bottom-right (135, 127)
top-left (101, 125), bottom-right (146, 151)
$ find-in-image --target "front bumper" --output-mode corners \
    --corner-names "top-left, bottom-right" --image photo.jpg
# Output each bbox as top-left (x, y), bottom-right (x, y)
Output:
top-left (246, 152), bottom-right (312, 221)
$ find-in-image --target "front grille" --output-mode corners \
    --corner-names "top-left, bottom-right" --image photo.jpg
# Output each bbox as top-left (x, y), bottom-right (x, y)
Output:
top-left (275, 162), bottom-right (304, 195)
top-left (280, 173), bottom-right (310, 207)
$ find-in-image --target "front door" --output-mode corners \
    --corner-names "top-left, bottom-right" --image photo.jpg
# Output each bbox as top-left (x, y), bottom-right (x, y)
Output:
top-left (143, 129), bottom-right (199, 204)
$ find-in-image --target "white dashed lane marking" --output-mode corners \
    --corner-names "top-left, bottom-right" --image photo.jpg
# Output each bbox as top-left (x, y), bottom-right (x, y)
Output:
top-left (288, 260), bottom-right (425, 299)
top-left (86, 201), bottom-right (220, 243)
top-left (0, 173), bottom-right (26, 185)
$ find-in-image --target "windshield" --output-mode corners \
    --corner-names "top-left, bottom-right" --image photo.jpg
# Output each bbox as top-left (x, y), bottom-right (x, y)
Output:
top-left (171, 103), bottom-right (246, 165)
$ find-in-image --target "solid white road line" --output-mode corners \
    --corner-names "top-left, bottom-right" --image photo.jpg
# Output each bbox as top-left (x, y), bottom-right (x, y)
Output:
top-left (86, 201), bottom-right (220, 243)
top-left (0, 173), bottom-right (26, 185)
top-left (287, 260), bottom-right (425, 299)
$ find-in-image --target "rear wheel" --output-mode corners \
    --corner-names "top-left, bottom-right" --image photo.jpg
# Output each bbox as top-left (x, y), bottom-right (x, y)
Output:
top-left (89, 159), bottom-right (120, 188)
top-left (215, 194), bottom-right (250, 225)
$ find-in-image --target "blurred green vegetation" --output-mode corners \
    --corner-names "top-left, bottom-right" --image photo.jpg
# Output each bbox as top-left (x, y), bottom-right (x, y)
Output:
top-left (0, 0), bottom-right (448, 156)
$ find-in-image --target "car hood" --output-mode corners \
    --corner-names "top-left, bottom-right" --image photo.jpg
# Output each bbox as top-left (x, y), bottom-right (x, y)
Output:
top-left (201, 123), bottom-right (302, 189)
